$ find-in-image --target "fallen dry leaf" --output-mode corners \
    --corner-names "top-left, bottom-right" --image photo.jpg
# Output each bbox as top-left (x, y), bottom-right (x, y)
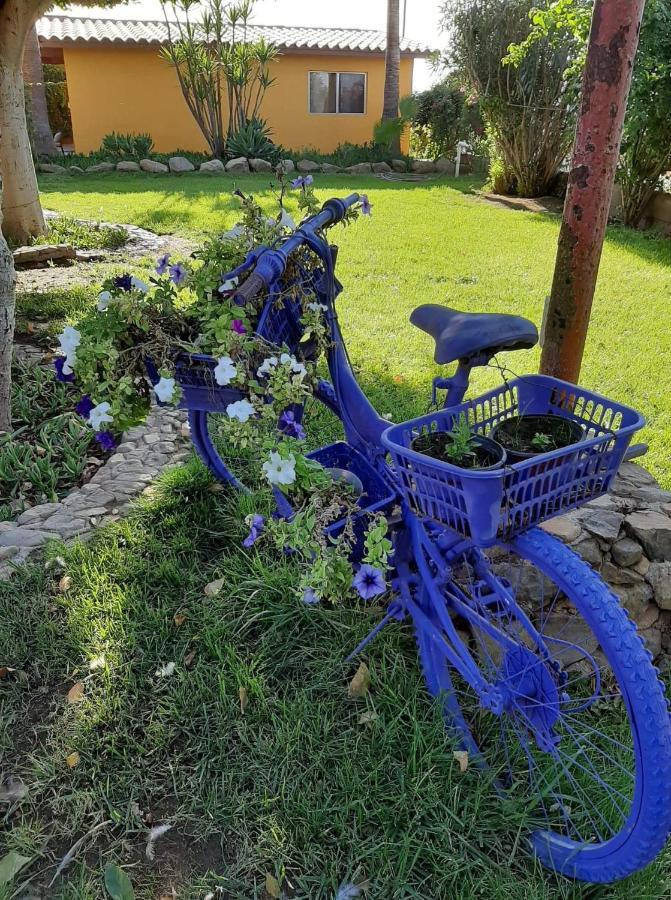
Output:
top-left (89, 655), bottom-right (106, 672)
top-left (348, 662), bottom-right (371, 699)
top-left (65, 751), bottom-right (80, 768)
top-left (204, 577), bottom-right (225, 597)
top-left (358, 710), bottom-right (378, 726)
top-left (58, 575), bottom-right (72, 593)
top-left (0, 775), bottom-right (28, 803)
top-left (393, 374), bottom-right (405, 384)
top-left (265, 873), bottom-right (281, 899)
top-left (66, 681), bottom-right (85, 704)
top-left (239, 686), bottom-right (248, 714)
top-left (173, 612), bottom-right (187, 627)
top-left (184, 650), bottom-right (197, 668)
top-left (453, 750), bottom-right (469, 774)
top-left (207, 482), bottom-right (225, 493)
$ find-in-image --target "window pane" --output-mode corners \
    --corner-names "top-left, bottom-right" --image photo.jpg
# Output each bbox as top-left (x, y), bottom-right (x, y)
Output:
top-left (309, 72), bottom-right (337, 114)
top-left (338, 73), bottom-right (365, 114)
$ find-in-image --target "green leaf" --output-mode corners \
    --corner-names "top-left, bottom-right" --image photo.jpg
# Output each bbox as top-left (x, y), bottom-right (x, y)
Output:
top-left (104, 863), bottom-right (135, 900)
top-left (0, 851), bottom-right (31, 887)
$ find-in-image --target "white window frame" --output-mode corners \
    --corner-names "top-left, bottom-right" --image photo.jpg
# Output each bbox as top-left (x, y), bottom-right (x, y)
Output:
top-left (307, 71), bottom-right (367, 116)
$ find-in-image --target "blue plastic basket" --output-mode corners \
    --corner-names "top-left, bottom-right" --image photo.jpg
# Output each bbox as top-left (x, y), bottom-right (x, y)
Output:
top-left (382, 375), bottom-right (644, 547)
top-left (146, 292), bottom-right (307, 413)
top-left (274, 442), bottom-right (396, 561)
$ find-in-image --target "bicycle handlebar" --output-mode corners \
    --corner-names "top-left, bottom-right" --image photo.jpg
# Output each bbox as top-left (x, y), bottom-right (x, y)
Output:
top-left (232, 193), bottom-right (360, 304)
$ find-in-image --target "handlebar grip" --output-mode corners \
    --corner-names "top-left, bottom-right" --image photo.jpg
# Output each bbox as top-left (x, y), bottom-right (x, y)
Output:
top-left (232, 271), bottom-right (267, 305)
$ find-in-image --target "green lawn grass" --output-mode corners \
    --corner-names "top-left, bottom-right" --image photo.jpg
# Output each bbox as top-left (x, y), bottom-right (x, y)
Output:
top-left (1, 174), bottom-right (670, 898)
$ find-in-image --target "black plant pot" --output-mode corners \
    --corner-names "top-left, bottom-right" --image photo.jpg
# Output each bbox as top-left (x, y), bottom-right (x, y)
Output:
top-left (490, 414), bottom-right (584, 465)
top-left (411, 430), bottom-right (506, 470)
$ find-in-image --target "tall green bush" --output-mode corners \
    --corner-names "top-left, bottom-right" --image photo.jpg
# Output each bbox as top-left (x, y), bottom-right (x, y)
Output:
top-left (410, 77), bottom-right (482, 160)
top-left (42, 63), bottom-right (71, 137)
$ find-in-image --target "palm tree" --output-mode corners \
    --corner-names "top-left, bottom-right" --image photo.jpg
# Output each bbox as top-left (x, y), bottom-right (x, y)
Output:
top-left (382, 0), bottom-right (401, 156)
top-left (22, 22), bottom-right (57, 157)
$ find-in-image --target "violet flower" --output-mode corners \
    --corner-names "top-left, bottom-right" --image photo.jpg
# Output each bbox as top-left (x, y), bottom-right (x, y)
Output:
top-left (231, 319), bottom-right (246, 335)
top-left (278, 409), bottom-right (306, 441)
top-left (75, 395), bottom-right (94, 419)
top-left (169, 263), bottom-right (187, 285)
top-left (113, 273), bottom-right (134, 292)
top-left (360, 194), bottom-right (372, 216)
top-left (302, 588), bottom-right (319, 605)
top-left (291, 174), bottom-right (313, 189)
top-left (156, 253), bottom-right (171, 275)
top-left (95, 430), bottom-right (117, 452)
top-left (243, 514), bottom-right (265, 548)
top-left (54, 356), bottom-right (75, 383)
top-left (352, 564), bottom-right (386, 600)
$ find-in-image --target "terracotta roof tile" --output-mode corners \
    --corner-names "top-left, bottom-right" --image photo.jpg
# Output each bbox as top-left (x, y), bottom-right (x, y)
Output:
top-left (37, 14), bottom-right (433, 56)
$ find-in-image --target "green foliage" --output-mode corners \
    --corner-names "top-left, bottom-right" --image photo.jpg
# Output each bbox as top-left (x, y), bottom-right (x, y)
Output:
top-left (226, 116), bottom-right (281, 161)
top-left (100, 131), bottom-right (154, 159)
top-left (290, 141), bottom-right (401, 168)
top-left (42, 64), bottom-right (71, 137)
top-left (0, 362), bottom-right (97, 519)
top-left (446, 413), bottom-right (476, 463)
top-left (34, 215), bottom-right (127, 250)
top-left (373, 95), bottom-right (418, 153)
top-left (530, 432), bottom-right (553, 451)
top-left (104, 864), bottom-right (135, 900)
top-left (410, 77), bottom-right (482, 159)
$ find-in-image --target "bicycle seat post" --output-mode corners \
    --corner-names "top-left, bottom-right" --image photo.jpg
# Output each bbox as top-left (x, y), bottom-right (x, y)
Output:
top-left (432, 360), bottom-right (473, 408)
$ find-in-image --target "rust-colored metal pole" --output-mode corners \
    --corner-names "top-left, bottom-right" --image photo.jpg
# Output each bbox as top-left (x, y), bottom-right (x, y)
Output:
top-left (539, 0), bottom-right (646, 382)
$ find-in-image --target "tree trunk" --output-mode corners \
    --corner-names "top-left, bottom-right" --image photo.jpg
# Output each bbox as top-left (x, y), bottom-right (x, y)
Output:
top-left (382, 0), bottom-right (401, 156)
top-left (0, 0), bottom-right (48, 244)
top-left (0, 202), bottom-right (16, 433)
top-left (22, 22), bottom-right (57, 157)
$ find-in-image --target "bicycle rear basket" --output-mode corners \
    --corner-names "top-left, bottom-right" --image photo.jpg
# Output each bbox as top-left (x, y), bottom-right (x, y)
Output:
top-left (382, 375), bottom-right (644, 547)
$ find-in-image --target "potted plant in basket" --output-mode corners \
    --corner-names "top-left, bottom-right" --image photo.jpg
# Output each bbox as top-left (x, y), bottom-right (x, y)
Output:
top-left (490, 413), bottom-right (583, 465)
top-left (412, 414), bottom-right (506, 470)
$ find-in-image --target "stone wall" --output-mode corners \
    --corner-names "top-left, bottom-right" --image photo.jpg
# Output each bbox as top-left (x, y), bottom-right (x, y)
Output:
top-left (540, 462), bottom-right (671, 657)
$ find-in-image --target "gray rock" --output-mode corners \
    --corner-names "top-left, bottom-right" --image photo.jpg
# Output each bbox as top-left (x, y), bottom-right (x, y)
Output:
top-left (169, 156), bottom-right (195, 173)
top-left (278, 159), bottom-right (295, 174)
top-left (225, 156), bottom-right (250, 174)
top-left (39, 163), bottom-right (67, 174)
top-left (637, 603), bottom-right (660, 630)
top-left (321, 163), bottom-right (342, 174)
top-left (601, 560), bottom-right (644, 586)
top-left (144, 433), bottom-right (161, 445)
top-left (68, 165), bottom-right (85, 176)
top-left (613, 580), bottom-right (654, 619)
top-left (86, 162), bottom-right (115, 173)
top-left (250, 157), bottom-right (273, 173)
top-left (572, 536), bottom-right (603, 568)
top-left (645, 562), bottom-right (671, 609)
top-left (0, 546), bottom-right (19, 561)
top-left (140, 158), bottom-right (169, 174)
top-left (640, 625), bottom-right (662, 658)
top-left (13, 244), bottom-right (76, 266)
top-left (391, 159), bottom-right (407, 173)
top-left (611, 537), bottom-right (643, 567)
top-left (579, 508), bottom-right (624, 542)
top-left (633, 555), bottom-right (651, 576)
top-left (116, 161), bottom-right (140, 172)
top-left (41, 515), bottom-right (87, 536)
top-left (371, 161), bottom-right (392, 174)
top-left (435, 157), bottom-right (456, 175)
top-left (540, 515), bottom-right (582, 543)
top-left (411, 159), bottom-right (436, 173)
top-left (345, 162), bottom-right (373, 174)
top-left (626, 510), bottom-right (671, 561)
top-left (616, 462), bottom-right (657, 487)
top-left (199, 159), bottom-right (225, 174)
top-left (0, 529), bottom-right (50, 548)
top-left (296, 159), bottom-right (320, 173)
top-left (16, 503), bottom-right (62, 526)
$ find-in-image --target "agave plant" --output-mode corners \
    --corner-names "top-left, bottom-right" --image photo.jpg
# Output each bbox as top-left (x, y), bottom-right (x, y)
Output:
top-left (226, 117), bottom-right (280, 162)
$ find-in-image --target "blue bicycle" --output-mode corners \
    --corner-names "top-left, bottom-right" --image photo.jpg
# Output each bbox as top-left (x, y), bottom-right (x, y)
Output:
top-left (171, 195), bottom-right (671, 883)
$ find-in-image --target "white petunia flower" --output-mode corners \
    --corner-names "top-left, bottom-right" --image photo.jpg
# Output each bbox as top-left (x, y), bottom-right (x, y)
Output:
top-left (226, 399), bottom-right (255, 423)
top-left (89, 401), bottom-right (113, 431)
top-left (279, 208), bottom-right (297, 231)
top-left (218, 275), bottom-right (239, 295)
top-left (213, 355), bottom-right (237, 386)
top-left (262, 451), bottom-right (296, 487)
top-left (307, 302), bottom-right (327, 313)
top-left (97, 290), bottom-right (112, 312)
top-left (257, 356), bottom-right (278, 377)
top-left (280, 352), bottom-right (307, 379)
top-left (222, 224), bottom-right (244, 241)
top-left (61, 350), bottom-right (77, 375)
top-left (58, 325), bottom-right (81, 354)
top-left (131, 276), bottom-right (149, 293)
top-left (154, 376), bottom-right (176, 403)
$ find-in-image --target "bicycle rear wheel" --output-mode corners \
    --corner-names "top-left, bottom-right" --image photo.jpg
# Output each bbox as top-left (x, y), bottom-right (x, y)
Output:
top-left (415, 527), bottom-right (671, 882)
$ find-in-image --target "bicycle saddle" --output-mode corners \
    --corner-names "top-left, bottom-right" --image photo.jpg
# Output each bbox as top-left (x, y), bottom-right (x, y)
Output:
top-left (410, 304), bottom-right (538, 365)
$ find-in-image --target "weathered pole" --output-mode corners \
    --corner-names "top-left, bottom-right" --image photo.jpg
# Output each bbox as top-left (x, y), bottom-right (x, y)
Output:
top-left (539, 0), bottom-right (647, 383)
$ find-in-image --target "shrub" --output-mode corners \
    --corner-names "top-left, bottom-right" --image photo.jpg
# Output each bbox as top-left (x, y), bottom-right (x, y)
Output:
top-left (100, 132), bottom-right (154, 159)
top-left (35, 216), bottom-right (127, 251)
top-left (410, 77), bottom-right (483, 160)
top-left (289, 142), bottom-right (403, 168)
top-left (226, 117), bottom-right (281, 162)
top-left (43, 63), bottom-right (71, 137)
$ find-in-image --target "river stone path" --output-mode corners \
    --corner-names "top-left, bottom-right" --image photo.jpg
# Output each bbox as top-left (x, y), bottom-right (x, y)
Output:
top-left (0, 406), bottom-right (190, 580)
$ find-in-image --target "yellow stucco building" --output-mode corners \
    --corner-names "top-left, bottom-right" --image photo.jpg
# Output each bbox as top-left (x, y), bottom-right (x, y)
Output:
top-left (37, 15), bottom-right (429, 155)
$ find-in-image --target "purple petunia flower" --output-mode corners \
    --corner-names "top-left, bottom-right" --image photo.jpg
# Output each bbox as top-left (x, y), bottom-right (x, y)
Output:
top-left (75, 395), bottom-right (94, 419)
top-left (156, 253), bottom-right (171, 275)
top-left (94, 430), bottom-right (117, 452)
top-left (278, 409), bottom-right (306, 441)
top-left (231, 319), bottom-right (247, 335)
top-left (352, 564), bottom-right (386, 601)
top-left (291, 174), bottom-right (313, 189)
top-left (113, 273), bottom-right (134, 292)
top-left (169, 263), bottom-right (187, 285)
top-left (243, 514), bottom-right (265, 548)
top-left (360, 194), bottom-right (372, 216)
top-left (54, 356), bottom-right (75, 383)
top-left (302, 588), bottom-right (319, 605)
